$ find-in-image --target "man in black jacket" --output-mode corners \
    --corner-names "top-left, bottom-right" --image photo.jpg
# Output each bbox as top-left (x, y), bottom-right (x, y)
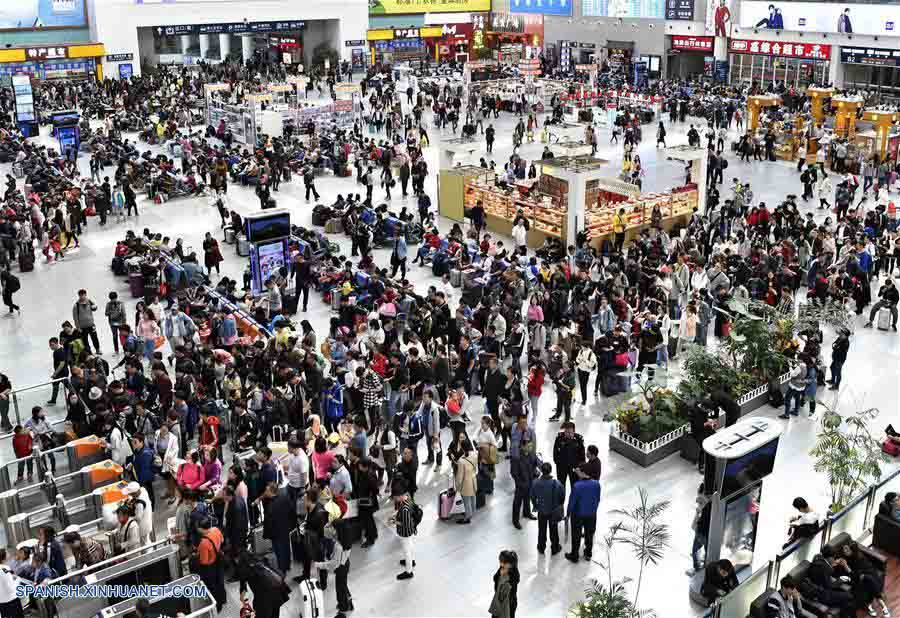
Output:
top-left (294, 253), bottom-right (313, 312)
top-left (828, 328), bottom-right (850, 390)
top-left (262, 482), bottom-right (296, 576)
top-left (222, 484), bottom-right (249, 578)
top-left (552, 422), bottom-right (585, 498)
top-left (805, 548), bottom-right (855, 618)
top-left (482, 357), bottom-right (505, 448)
top-left (864, 278), bottom-right (899, 330)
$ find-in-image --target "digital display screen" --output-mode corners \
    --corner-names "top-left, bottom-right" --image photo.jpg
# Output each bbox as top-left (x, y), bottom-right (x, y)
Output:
top-left (257, 241), bottom-right (287, 287)
top-left (582, 0), bottom-right (665, 18)
top-left (245, 212), bottom-right (290, 244)
top-left (721, 437), bottom-right (779, 499)
top-left (0, 0), bottom-right (88, 31)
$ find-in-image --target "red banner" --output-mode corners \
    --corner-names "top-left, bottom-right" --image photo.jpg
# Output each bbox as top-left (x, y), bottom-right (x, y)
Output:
top-left (671, 36), bottom-right (714, 52)
top-left (728, 39), bottom-right (830, 60)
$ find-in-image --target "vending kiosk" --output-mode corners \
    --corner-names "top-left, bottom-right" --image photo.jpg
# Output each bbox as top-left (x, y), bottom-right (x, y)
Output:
top-left (244, 209), bottom-right (292, 296)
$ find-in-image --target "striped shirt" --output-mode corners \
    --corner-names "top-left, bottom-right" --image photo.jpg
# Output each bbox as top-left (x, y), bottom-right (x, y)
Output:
top-left (396, 501), bottom-right (417, 538)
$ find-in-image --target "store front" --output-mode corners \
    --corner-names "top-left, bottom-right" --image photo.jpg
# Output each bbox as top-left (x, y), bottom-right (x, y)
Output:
top-left (841, 46), bottom-right (900, 104)
top-left (667, 35), bottom-right (713, 79)
top-left (605, 41), bottom-right (634, 74)
top-left (728, 39), bottom-right (830, 89)
top-left (430, 23), bottom-right (475, 63)
top-left (0, 44), bottom-right (106, 82)
top-left (367, 28), bottom-right (429, 68)
top-left (485, 12), bottom-right (544, 65)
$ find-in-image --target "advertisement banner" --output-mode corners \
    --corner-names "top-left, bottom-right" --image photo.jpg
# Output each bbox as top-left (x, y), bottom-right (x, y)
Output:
top-left (729, 38), bottom-right (831, 59)
top-left (706, 0), bottom-right (735, 37)
top-left (671, 35), bottom-right (714, 52)
top-left (582, 0), bottom-right (665, 18)
top-left (369, 0), bottom-right (491, 15)
top-left (739, 1), bottom-right (900, 36)
top-left (509, 0), bottom-right (572, 16)
top-left (0, 0), bottom-right (87, 31)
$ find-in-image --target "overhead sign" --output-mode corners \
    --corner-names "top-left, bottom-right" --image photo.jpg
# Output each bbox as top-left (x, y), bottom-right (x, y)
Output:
top-left (366, 29), bottom-right (395, 41)
top-left (369, 0), bottom-right (491, 15)
top-left (583, 0), bottom-right (665, 18)
top-left (729, 38), bottom-right (831, 60)
top-left (509, 0), bottom-right (572, 16)
top-left (671, 35), bottom-right (714, 52)
top-left (739, 1), bottom-right (900, 37)
top-left (25, 46), bottom-right (68, 61)
top-left (155, 21), bottom-right (305, 36)
top-left (0, 0), bottom-right (88, 31)
top-left (666, 0), bottom-right (695, 20)
top-left (345, 40), bottom-right (366, 47)
top-left (106, 53), bottom-right (134, 62)
top-left (841, 46), bottom-right (900, 66)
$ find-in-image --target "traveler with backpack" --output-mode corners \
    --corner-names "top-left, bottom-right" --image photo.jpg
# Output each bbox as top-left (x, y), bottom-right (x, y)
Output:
top-left (114, 505), bottom-right (142, 554)
top-left (0, 269), bottom-right (20, 315)
top-left (192, 518), bottom-right (227, 613)
top-left (104, 291), bottom-right (125, 354)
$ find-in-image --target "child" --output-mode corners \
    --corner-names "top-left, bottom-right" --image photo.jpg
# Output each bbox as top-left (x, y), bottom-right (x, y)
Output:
top-left (490, 550), bottom-right (519, 618)
top-left (12, 424), bottom-right (33, 484)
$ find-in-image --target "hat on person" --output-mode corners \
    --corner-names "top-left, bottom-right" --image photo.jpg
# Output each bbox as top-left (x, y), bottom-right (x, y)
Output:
top-left (126, 482), bottom-right (141, 495)
top-left (89, 387), bottom-right (103, 401)
top-left (327, 432), bottom-right (341, 445)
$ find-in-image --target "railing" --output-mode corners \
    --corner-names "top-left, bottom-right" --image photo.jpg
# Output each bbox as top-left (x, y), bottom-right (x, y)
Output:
top-left (713, 467), bottom-right (900, 617)
top-left (3, 378), bottom-right (69, 429)
top-left (611, 423), bottom-right (687, 453)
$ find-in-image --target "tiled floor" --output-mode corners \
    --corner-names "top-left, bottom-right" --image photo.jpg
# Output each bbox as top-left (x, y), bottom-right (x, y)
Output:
top-left (1, 102), bottom-right (899, 618)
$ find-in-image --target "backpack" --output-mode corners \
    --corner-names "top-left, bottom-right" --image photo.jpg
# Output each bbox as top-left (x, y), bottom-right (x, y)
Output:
top-left (409, 414), bottom-right (423, 436)
top-left (410, 502), bottom-right (423, 527)
top-left (5, 275), bottom-right (20, 293)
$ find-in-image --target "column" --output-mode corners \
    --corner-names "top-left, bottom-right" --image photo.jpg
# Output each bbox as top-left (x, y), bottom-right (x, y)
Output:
top-left (199, 34), bottom-right (210, 59)
top-left (241, 35), bottom-right (254, 62)
top-left (180, 35), bottom-right (192, 55)
top-left (219, 34), bottom-right (232, 60)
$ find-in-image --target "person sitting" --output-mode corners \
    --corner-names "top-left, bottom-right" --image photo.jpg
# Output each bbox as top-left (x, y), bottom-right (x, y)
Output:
top-left (700, 559), bottom-right (738, 604)
top-left (785, 497), bottom-right (822, 547)
top-left (804, 546), bottom-right (855, 618)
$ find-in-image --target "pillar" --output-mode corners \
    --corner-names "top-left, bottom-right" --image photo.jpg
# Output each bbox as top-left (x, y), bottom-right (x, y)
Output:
top-left (180, 35), bottom-right (192, 55)
top-left (199, 34), bottom-right (210, 59)
top-left (219, 34), bottom-right (232, 60)
top-left (241, 35), bottom-right (254, 62)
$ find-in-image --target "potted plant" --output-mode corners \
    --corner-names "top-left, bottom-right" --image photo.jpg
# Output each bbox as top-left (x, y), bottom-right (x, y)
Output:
top-left (810, 405), bottom-right (888, 511)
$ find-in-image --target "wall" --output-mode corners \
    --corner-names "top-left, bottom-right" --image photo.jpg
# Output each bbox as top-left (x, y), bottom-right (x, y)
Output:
top-left (87, 0), bottom-right (368, 78)
top-left (1, 29), bottom-right (93, 47)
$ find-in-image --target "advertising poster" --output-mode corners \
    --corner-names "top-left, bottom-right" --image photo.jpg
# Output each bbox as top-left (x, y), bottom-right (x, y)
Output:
top-left (369, 0), bottom-right (491, 15)
top-left (509, 0), bottom-right (572, 16)
top-left (739, 1), bottom-right (900, 36)
top-left (0, 0), bottom-right (88, 31)
top-left (706, 0), bottom-right (735, 37)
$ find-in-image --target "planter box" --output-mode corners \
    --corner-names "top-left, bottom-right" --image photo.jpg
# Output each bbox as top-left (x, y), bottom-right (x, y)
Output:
top-left (611, 370), bottom-right (793, 468)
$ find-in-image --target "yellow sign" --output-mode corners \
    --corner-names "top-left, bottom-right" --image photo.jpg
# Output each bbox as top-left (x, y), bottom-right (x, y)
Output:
top-left (419, 26), bottom-right (444, 38)
top-left (369, 0), bottom-right (491, 15)
top-left (366, 29), bottom-right (394, 41)
top-left (68, 44), bottom-right (105, 59)
top-left (0, 49), bottom-right (26, 63)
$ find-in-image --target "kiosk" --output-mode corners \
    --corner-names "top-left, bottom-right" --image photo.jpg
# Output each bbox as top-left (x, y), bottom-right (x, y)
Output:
top-left (747, 95), bottom-right (781, 132)
top-left (832, 95), bottom-right (864, 139)
top-left (244, 209), bottom-right (293, 296)
top-left (49, 110), bottom-right (81, 156)
top-left (862, 109), bottom-right (900, 162)
top-left (689, 417), bottom-right (784, 604)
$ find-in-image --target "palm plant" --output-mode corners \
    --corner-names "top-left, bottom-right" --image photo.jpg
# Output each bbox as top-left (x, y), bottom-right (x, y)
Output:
top-left (810, 405), bottom-right (887, 511)
top-left (609, 488), bottom-right (672, 610)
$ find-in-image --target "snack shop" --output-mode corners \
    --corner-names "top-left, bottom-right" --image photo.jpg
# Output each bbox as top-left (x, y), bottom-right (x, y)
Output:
top-left (438, 156), bottom-right (699, 250)
top-left (0, 43), bottom-right (107, 82)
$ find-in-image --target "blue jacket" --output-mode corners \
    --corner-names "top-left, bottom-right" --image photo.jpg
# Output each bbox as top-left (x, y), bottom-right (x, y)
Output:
top-left (568, 479), bottom-right (602, 519)
top-left (131, 446), bottom-right (155, 483)
top-left (531, 475), bottom-right (565, 516)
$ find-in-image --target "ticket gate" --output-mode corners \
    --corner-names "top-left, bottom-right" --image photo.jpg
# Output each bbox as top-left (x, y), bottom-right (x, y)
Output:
top-left (5, 484), bottom-right (115, 546)
top-left (38, 541), bottom-right (182, 618)
top-left (0, 459), bottom-right (123, 527)
top-left (0, 435), bottom-right (107, 492)
top-left (95, 575), bottom-right (215, 618)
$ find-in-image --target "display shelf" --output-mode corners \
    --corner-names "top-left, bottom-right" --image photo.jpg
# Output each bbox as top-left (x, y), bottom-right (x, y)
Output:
top-left (584, 184), bottom-right (698, 240)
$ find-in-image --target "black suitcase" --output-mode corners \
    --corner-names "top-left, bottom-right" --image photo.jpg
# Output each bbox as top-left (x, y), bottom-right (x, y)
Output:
top-left (263, 198), bottom-right (276, 210)
top-left (111, 256), bottom-right (127, 276)
top-left (18, 252), bottom-right (34, 272)
top-left (283, 294), bottom-right (298, 315)
top-left (601, 371), bottom-right (628, 396)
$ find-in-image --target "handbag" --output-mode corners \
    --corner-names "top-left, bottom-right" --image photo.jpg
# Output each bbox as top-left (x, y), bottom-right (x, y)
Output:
top-left (479, 443), bottom-right (498, 466)
top-left (152, 453), bottom-right (163, 468)
top-left (614, 352), bottom-right (630, 368)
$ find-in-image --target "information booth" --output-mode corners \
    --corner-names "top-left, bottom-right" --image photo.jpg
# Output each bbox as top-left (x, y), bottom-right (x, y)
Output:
top-left (244, 209), bottom-right (292, 296)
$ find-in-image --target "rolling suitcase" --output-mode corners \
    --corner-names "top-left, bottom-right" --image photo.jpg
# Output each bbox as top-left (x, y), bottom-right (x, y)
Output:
top-left (283, 294), bottom-right (298, 315)
top-left (237, 237), bottom-right (250, 257)
top-left (298, 579), bottom-right (324, 618)
top-left (331, 292), bottom-right (342, 311)
top-left (325, 218), bottom-right (343, 234)
top-left (438, 488), bottom-right (464, 520)
top-left (224, 229), bottom-right (236, 244)
top-left (129, 273), bottom-right (145, 298)
top-left (18, 252), bottom-right (34, 272)
top-left (450, 268), bottom-right (462, 288)
top-left (877, 307), bottom-right (892, 331)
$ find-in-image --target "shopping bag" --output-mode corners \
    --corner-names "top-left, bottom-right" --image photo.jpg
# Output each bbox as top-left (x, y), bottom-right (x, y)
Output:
top-left (153, 335), bottom-right (167, 350)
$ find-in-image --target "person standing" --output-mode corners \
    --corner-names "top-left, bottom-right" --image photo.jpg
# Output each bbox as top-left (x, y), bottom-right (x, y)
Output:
top-left (203, 232), bottom-right (224, 276)
top-left (612, 208), bottom-right (626, 254)
top-left (72, 288), bottom-right (101, 355)
top-left (510, 416), bottom-right (537, 530)
top-left (530, 463), bottom-right (564, 555)
top-left (104, 291), bottom-right (126, 355)
top-left (486, 124), bottom-right (495, 154)
top-left (0, 373), bottom-right (11, 432)
top-left (552, 422), bottom-right (585, 498)
top-left (0, 548), bottom-right (24, 618)
top-left (574, 341), bottom-right (597, 405)
top-left (828, 328), bottom-right (850, 390)
top-left (392, 483), bottom-right (419, 581)
top-left (303, 165), bottom-right (320, 202)
top-left (490, 551), bottom-right (519, 618)
top-left (192, 519), bottom-right (227, 613)
top-left (390, 233), bottom-right (408, 280)
top-left (399, 159), bottom-right (410, 199)
top-left (47, 337), bottom-right (68, 405)
top-left (565, 472), bottom-right (602, 563)
top-left (0, 269), bottom-right (20, 315)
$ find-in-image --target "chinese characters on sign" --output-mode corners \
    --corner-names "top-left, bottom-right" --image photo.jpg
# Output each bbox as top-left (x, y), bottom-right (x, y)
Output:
top-left (26, 47), bottom-right (68, 60)
top-left (671, 36), bottom-right (713, 51)
top-left (665, 0), bottom-right (695, 20)
top-left (728, 39), bottom-right (831, 60)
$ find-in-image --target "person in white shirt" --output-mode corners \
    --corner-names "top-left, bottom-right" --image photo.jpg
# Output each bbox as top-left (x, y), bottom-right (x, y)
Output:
top-left (439, 274), bottom-right (456, 306)
top-left (0, 548), bottom-right (22, 618)
top-left (512, 221), bottom-right (527, 252)
top-left (285, 439), bottom-right (310, 510)
top-left (125, 482), bottom-right (154, 544)
top-left (105, 421), bottom-right (130, 467)
top-left (574, 341), bottom-right (597, 405)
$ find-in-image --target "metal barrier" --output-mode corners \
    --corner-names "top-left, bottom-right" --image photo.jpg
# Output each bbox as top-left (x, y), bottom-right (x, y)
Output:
top-left (6, 378), bottom-right (69, 427)
top-left (712, 562), bottom-right (773, 618)
top-left (6, 486), bottom-right (110, 545)
top-left (0, 434), bottom-right (107, 493)
top-left (97, 574), bottom-right (215, 618)
top-left (823, 488), bottom-right (871, 545)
